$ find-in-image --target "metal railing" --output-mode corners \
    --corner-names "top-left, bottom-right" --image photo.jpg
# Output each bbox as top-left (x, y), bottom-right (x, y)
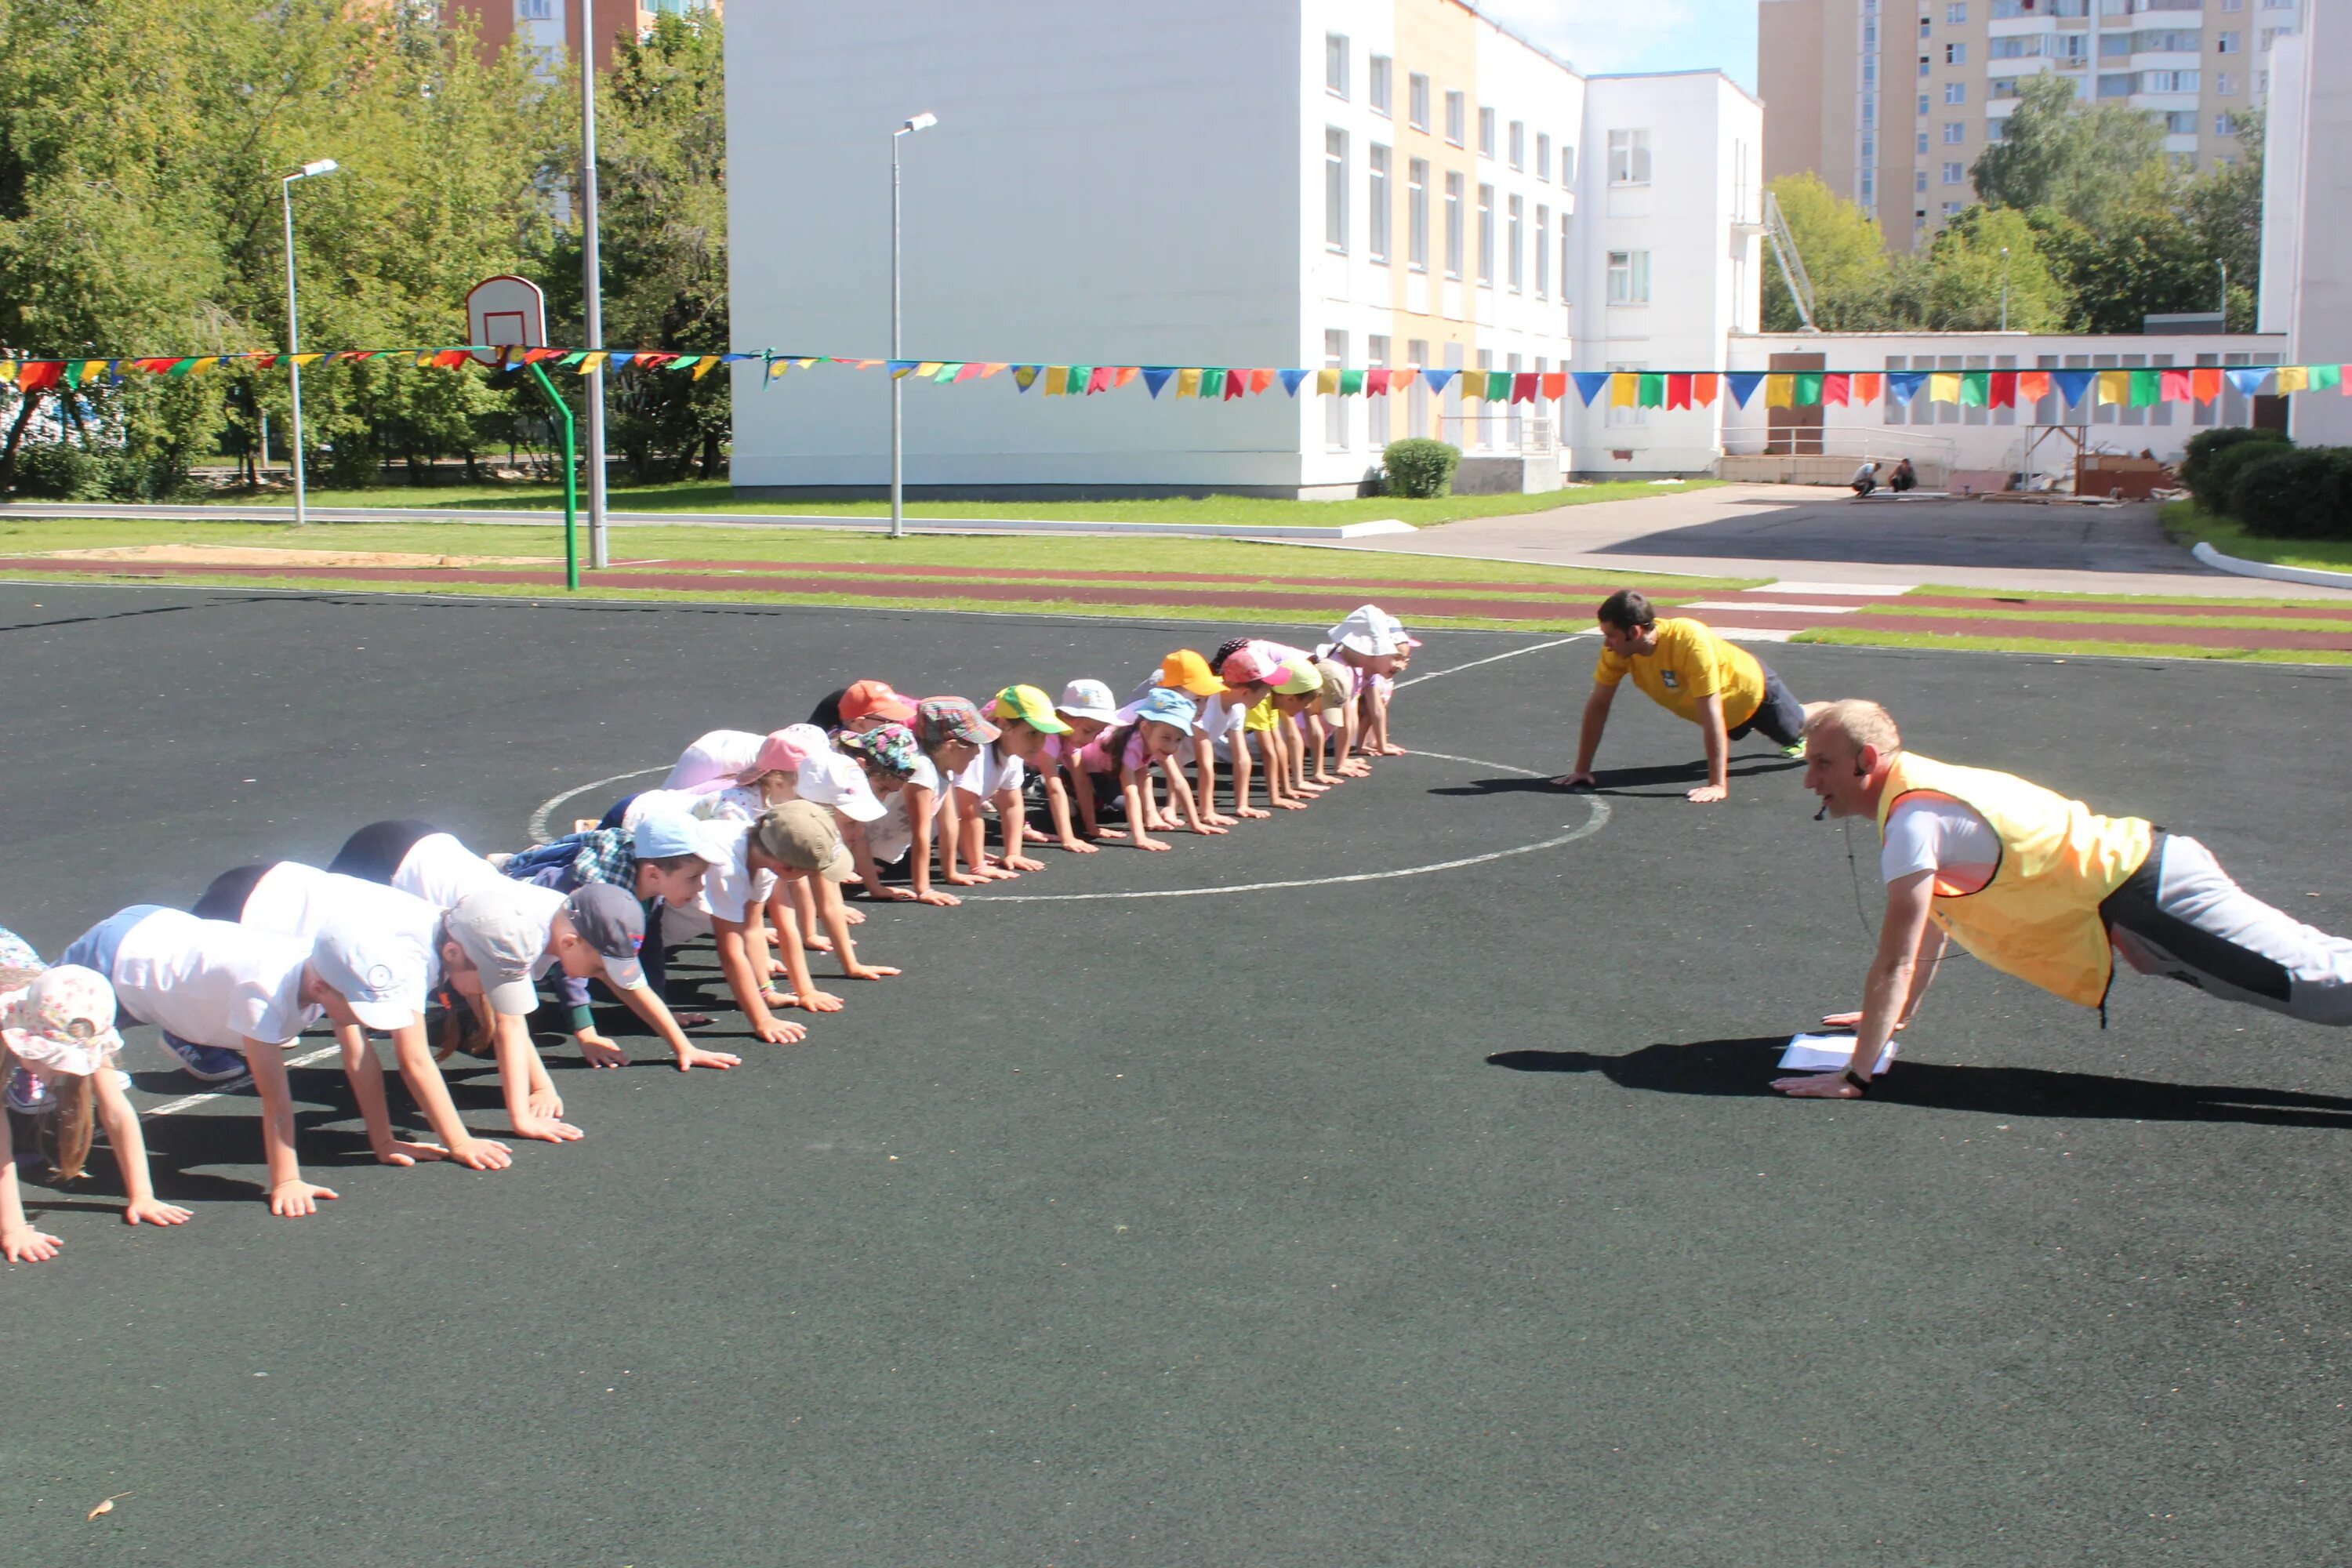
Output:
top-left (1718, 423), bottom-right (1958, 466)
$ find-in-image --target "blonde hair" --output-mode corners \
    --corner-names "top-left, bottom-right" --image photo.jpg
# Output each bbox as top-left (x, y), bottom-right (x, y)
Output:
top-left (2, 963), bottom-right (97, 1180)
top-left (1803, 699), bottom-right (1902, 757)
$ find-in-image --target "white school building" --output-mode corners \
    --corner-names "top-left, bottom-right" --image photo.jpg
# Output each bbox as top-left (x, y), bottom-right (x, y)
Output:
top-left (724, 0), bottom-right (1762, 496)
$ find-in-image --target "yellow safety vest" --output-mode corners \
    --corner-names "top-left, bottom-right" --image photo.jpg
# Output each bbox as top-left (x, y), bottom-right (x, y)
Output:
top-left (1875, 752), bottom-right (2154, 1007)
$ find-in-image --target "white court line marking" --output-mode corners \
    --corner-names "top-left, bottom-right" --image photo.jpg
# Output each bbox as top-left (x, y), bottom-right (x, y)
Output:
top-left (1395, 633), bottom-right (1589, 689)
top-left (975, 750), bottom-right (1606, 902)
top-left (1682, 601), bottom-right (1860, 615)
top-left (527, 765), bottom-right (668, 844)
top-left (145, 1044), bottom-right (341, 1118)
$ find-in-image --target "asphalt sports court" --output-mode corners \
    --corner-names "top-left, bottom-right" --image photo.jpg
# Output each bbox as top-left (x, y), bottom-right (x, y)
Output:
top-left (5, 582), bottom-right (2349, 1566)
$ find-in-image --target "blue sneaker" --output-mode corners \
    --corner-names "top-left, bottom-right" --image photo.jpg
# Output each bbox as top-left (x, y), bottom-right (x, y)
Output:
top-left (160, 1033), bottom-right (252, 1086)
top-left (5, 1065), bottom-right (52, 1115)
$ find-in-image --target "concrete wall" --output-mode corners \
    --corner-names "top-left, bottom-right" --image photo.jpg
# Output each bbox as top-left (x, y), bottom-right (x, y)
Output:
top-left (1725, 330), bottom-right (2288, 476)
top-left (2268, 16), bottom-right (2352, 448)
top-left (725, 0), bottom-right (1307, 493)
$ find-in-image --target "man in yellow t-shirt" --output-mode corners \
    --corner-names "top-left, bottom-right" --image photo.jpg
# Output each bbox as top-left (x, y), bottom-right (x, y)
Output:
top-left (1553, 590), bottom-right (1819, 804)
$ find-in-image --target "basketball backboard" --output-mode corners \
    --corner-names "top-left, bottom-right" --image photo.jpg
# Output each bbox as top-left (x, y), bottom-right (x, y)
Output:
top-left (465, 275), bottom-right (547, 367)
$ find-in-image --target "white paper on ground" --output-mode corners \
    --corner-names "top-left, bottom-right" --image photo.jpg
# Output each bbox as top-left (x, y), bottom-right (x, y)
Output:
top-left (1778, 1032), bottom-right (1899, 1075)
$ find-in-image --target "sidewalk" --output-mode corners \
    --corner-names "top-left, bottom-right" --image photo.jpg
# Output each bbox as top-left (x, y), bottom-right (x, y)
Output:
top-left (1312, 481), bottom-right (2352, 603)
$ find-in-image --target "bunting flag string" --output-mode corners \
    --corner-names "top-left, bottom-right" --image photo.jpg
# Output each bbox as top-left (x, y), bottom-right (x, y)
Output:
top-left (0, 347), bottom-right (2347, 413)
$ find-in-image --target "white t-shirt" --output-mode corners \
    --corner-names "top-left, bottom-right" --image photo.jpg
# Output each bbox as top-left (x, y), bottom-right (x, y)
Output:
top-left (392, 833), bottom-right (510, 911)
top-left (1881, 797), bottom-right (2000, 893)
top-left (703, 784), bottom-right (768, 824)
top-left (696, 818), bottom-right (779, 925)
top-left (865, 754), bottom-right (943, 865)
top-left (110, 909), bottom-right (319, 1051)
top-left (662, 729), bottom-right (765, 793)
top-left (241, 862), bottom-right (445, 993)
top-left (1196, 694), bottom-right (1250, 757)
top-left (954, 742), bottom-right (1025, 800)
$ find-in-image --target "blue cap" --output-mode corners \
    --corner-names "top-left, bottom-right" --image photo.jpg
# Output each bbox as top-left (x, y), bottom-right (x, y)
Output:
top-left (633, 808), bottom-right (715, 862)
top-left (1134, 686), bottom-right (1199, 731)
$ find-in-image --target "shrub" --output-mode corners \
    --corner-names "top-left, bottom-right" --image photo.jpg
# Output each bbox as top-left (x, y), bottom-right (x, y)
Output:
top-left (2180, 425), bottom-right (2289, 508)
top-left (2193, 435), bottom-right (2296, 514)
top-left (2228, 446), bottom-right (2352, 540)
top-left (9, 442), bottom-right (106, 499)
top-left (1381, 437), bottom-right (1461, 499)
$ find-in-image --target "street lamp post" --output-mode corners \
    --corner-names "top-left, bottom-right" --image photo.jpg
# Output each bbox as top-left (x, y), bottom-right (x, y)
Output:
top-left (580, 0), bottom-right (610, 568)
top-left (890, 111), bottom-right (938, 541)
top-left (2217, 260), bottom-right (2229, 326)
top-left (1999, 245), bottom-right (2011, 332)
top-left (280, 158), bottom-right (339, 528)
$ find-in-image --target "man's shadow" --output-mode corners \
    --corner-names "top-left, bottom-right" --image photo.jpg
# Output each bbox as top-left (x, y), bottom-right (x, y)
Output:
top-left (1490, 1037), bottom-right (2352, 1129)
top-left (1432, 757), bottom-right (1803, 800)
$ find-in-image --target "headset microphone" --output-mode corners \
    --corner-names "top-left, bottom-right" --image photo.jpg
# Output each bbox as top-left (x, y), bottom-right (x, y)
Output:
top-left (1813, 800), bottom-right (1830, 822)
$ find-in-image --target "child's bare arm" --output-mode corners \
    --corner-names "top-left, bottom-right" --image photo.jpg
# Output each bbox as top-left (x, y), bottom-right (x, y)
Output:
top-left (91, 1069), bottom-right (195, 1226)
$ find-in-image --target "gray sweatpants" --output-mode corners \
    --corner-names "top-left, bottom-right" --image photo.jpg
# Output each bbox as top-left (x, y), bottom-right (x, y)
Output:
top-left (2101, 833), bottom-right (2352, 1025)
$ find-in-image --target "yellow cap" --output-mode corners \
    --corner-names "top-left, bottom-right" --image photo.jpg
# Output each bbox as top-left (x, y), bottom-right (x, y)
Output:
top-left (1159, 649), bottom-right (1226, 697)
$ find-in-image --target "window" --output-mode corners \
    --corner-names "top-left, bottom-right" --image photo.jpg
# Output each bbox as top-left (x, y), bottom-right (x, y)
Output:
top-left (1367, 336), bottom-right (1391, 448)
top-left (1443, 171), bottom-right (1465, 277)
top-left (1918, 53), bottom-right (1931, 77)
top-left (1991, 77), bottom-right (2020, 98)
top-left (1918, 130), bottom-right (1930, 154)
top-left (1474, 350), bottom-right (1495, 448)
top-left (1987, 117), bottom-right (2008, 143)
top-left (2217, 31), bottom-right (2241, 53)
top-left (2259, 27), bottom-right (2292, 50)
top-left (2260, 0), bottom-right (2293, 9)
top-left (1478, 106), bottom-right (1496, 158)
top-left (2220, 0), bottom-right (2243, 8)
top-left (1324, 129), bottom-right (1348, 252)
top-left (2217, 71), bottom-right (2237, 95)
top-left (1476, 183), bottom-right (1494, 285)
top-left (1946, 42), bottom-right (1966, 65)
top-left (1326, 34), bottom-right (1349, 97)
top-left (1947, 1), bottom-right (1965, 19)
top-left (1606, 128), bottom-right (1650, 183)
top-left (1919, 17), bottom-right (1931, 38)
top-left (1408, 72), bottom-right (1430, 130)
top-left (521, 0), bottom-right (554, 15)
top-left (1370, 55), bottom-right (1392, 115)
top-left (1368, 145), bottom-right (1391, 262)
top-left (1408, 158), bottom-right (1430, 270)
top-left (1606, 249), bottom-right (1650, 305)
top-left (1445, 89), bottom-right (1466, 145)
top-left (1943, 122), bottom-right (1965, 144)
top-left (1945, 82), bottom-right (1966, 104)
top-left (2143, 70), bottom-right (2199, 93)
top-left (2164, 111), bottom-right (2196, 132)
top-left (1506, 352), bottom-right (1523, 448)
top-left (1918, 93), bottom-right (1930, 115)
top-left (1560, 143), bottom-right (1577, 183)
top-left (2216, 111), bottom-right (2240, 136)
top-left (1943, 200), bottom-right (1964, 217)
top-left (1508, 120), bottom-right (1525, 169)
top-left (1537, 132), bottom-right (1551, 180)
top-left (1507, 194), bottom-right (1523, 291)
top-left (1915, 169), bottom-right (1929, 193)
top-left (1535, 205), bottom-right (1550, 297)
top-left (1606, 361), bottom-right (1646, 427)
top-left (1559, 214), bottom-right (1573, 303)
top-left (1324, 332), bottom-right (1348, 450)
top-left (2100, 33), bottom-right (2133, 60)
top-left (1942, 161), bottom-right (1965, 184)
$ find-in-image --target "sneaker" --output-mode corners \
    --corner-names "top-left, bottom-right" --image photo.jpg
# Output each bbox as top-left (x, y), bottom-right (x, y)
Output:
top-left (5, 1065), bottom-right (52, 1115)
top-left (1780, 742), bottom-right (1806, 758)
top-left (160, 1033), bottom-right (252, 1085)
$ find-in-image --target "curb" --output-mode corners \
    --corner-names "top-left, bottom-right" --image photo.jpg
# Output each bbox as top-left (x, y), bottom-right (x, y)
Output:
top-left (2190, 540), bottom-right (2352, 593)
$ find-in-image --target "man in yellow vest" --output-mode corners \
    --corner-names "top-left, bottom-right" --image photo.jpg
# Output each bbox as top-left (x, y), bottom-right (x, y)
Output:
top-left (1775, 699), bottom-right (2352, 1099)
top-left (1554, 590), bottom-right (1820, 804)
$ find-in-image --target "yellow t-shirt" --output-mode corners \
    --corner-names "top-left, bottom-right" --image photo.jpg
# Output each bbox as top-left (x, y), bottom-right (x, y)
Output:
top-left (1594, 617), bottom-right (1765, 728)
top-left (1243, 694), bottom-right (1279, 732)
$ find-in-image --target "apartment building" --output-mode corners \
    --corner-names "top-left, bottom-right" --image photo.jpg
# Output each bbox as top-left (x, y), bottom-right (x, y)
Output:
top-left (1762, 0), bottom-right (2299, 253)
top-left (445, 0), bottom-right (718, 76)
top-left (2257, 6), bottom-right (2350, 445)
top-left (726, 0), bottom-right (1760, 494)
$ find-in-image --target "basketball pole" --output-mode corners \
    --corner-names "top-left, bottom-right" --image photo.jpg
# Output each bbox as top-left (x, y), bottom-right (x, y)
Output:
top-left (530, 361), bottom-right (581, 590)
top-left (579, 0), bottom-right (610, 568)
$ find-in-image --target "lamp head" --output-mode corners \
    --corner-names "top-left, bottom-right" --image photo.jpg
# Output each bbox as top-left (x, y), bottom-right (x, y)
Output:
top-left (900, 113), bottom-right (938, 135)
top-left (292, 158), bottom-right (339, 180)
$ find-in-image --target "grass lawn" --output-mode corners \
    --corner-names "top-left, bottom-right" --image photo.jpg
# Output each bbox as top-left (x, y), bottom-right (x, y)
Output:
top-left (1864, 602), bottom-right (2352, 633)
top-left (2158, 499), bottom-right (2352, 573)
top-left (1793, 626), bottom-right (2352, 666)
top-left (1908, 582), bottom-right (2352, 608)
top-left (183, 475), bottom-right (1719, 528)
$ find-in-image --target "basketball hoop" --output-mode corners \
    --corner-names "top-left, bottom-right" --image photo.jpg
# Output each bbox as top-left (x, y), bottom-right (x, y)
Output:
top-left (465, 275), bottom-right (547, 367)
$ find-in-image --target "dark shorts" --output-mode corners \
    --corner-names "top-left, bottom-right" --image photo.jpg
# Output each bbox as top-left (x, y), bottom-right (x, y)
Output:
top-left (190, 864), bottom-right (271, 922)
top-left (1726, 665), bottom-right (1806, 746)
top-left (326, 819), bottom-right (438, 884)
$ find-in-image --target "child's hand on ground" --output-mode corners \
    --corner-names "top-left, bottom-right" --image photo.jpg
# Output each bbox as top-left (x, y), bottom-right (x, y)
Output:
top-left (1234, 804), bottom-right (1272, 820)
top-left (1381, 742), bottom-right (1408, 756)
top-left (511, 1113), bottom-right (586, 1143)
top-left (122, 1196), bottom-right (194, 1228)
top-left (1058, 837), bottom-right (1100, 855)
top-left (677, 1044), bottom-right (742, 1071)
top-left (750, 1016), bottom-right (809, 1045)
top-left (2, 1224), bottom-right (64, 1262)
top-left (914, 889), bottom-right (964, 907)
top-left (943, 870), bottom-right (985, 887)
top-left (1190, 822), bottom-right (1230, 836)
top-left (527, 1084), bottom-right (568, 1123)
top-left (1003, 853), bottom-right (1047, 872)
top-left (866, 884), bottom-right (920, 902)
top-left (446, 1136), bottom-right (514, 1171)
top-left (577, 1029), bottom-right (629, 1069)
top-left (267, 1178), bottom-right (340, 1218)
top-left (839, 906), bottom-right (867, 926)
top-left (370, 1135), bottom-right (449, 1167)
top-left (766, 986), bottom-right (844, 1014)
top-left (1132, 835), bottom-right (1172, 852)
top-left (844, 964), bottom-right (900, 982)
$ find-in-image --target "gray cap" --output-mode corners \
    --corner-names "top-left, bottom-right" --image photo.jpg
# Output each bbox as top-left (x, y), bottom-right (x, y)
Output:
top-left (445, 887), bottom-right (550, 1017)
top-left (753, 800), bottom-right (855, 884)
top-left (563, 884), bottom-right (646, 990)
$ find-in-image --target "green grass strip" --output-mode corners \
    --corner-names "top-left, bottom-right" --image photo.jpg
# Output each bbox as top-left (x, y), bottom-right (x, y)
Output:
top-left (2157, 499), bottom-right (2352, 573)
top-left (1860, 603), bottom-right (2352, 634)
top-left (1793, 626), bottom-right (2352, 666)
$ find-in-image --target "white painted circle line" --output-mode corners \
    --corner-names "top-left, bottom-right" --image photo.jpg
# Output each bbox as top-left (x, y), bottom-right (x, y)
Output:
top-left (972, 749), bottom-right (1604, 902)
top-left (145, 1044), bottom-right (342, 1119)
top-left (527, 765), bottom-right (668, 845)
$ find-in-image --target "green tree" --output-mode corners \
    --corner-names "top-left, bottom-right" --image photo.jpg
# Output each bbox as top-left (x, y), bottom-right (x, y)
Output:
top-left (1969, 72), bottom-right (2168, 232)
top-left (1761, 173), bottom-right (1893, 332)
top-left (1888, 205), bottom-right (2072, 331)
